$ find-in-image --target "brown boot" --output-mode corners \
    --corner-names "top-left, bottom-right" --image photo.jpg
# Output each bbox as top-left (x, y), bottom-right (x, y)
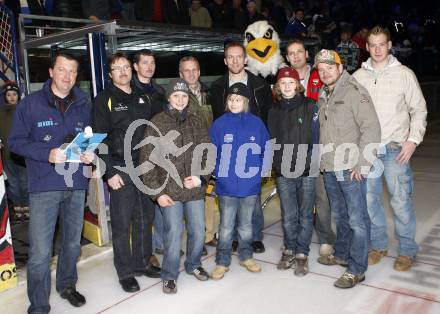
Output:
top-left (149, 254), bottom-right (160, 268)
top-left (368, 250), bottom-right (387, 265)
top-left (394, 256), bottom-right (413, 271)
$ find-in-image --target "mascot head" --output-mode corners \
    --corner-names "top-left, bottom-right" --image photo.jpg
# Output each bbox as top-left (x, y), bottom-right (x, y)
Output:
top-left (244, 20), bottom-right (285, 78)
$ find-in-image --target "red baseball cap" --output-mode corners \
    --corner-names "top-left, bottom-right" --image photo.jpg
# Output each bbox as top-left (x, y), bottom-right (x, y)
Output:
top-left (277, 67), bottom-right (300, 82)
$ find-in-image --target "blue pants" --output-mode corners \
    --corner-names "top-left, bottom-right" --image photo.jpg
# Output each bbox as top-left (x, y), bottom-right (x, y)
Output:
top-left (216, 195), bottom-right (258, 266)
top-left (314, 173), bottom-right (335, 245)
top-left (160, 199), bottom-right (205, 280)
top-left (323, 171), bottom-right (370, 275)
top-left (153, 204), bottom-right (164, 251)
top-left (233, 193), bottom-right (263, 242)
top-left (3, 159), bottom-right (28, 206)
top-left (27, 190), bottom-right (85, 314)
top-left (367, 142), bottom-right (418, 257)
top-left (276, 176), bottom-right (316, 255)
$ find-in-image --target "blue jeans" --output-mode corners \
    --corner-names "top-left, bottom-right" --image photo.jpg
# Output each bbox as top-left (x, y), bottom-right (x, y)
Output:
top-left (233, 194), bottom-right (263, 242)
top-left (276, 176), bottom-right (315, 255)
top-left (153, 205), bottom-right (164, 251)
top-left (323, 171), bottom-right (370, 275)
top-left (216, 195), bottom-right (258, 266)
top-left (161, 199), bottom-right (205, 280)
top-left (367, 142), bottom-right (418, 257)
top-left (314, 173), bottom-right (335, 245)
top-left (27, 190), bottom-right (85, 314)
top-left (3, 159), bottom-right (28, 206)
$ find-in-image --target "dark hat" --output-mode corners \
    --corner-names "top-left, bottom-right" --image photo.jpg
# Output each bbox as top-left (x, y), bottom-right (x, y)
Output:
top-left (3, 81), bottom-right (20, 94)
top-left (227, 83), bottom-right (251, 100)
top-left (277, 67), bottom-right (300, 82)
top-left (165, 78), bottom-right (190, 99)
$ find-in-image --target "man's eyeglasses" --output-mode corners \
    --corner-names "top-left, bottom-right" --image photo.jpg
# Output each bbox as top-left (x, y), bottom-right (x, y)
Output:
top-left (111, 65), bottom-right (131, 72)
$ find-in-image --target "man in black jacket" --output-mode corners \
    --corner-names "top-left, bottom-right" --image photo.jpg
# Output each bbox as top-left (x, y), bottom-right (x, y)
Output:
top-left (210, 42), bottom-right (272, 253)
top-left (132, 49), bottom-right (165, 266)
top-left (93, 52), bottom-right (160, 293)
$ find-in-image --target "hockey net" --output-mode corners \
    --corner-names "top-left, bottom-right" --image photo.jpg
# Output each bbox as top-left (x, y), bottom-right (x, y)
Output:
top-left (0, 5), bottom-right (19, 83)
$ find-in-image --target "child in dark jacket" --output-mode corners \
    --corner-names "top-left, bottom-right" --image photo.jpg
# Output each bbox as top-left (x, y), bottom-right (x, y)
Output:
top-left (209, 83), bottom-right (270, 280)
top-left (140, 78), bottom-right (212, 294)
top-left (268, 67), bottom-right (319, 276)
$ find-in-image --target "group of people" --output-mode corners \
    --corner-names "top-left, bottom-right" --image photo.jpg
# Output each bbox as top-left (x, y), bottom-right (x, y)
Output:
top-left (2, 25), bottom-right (427, 314)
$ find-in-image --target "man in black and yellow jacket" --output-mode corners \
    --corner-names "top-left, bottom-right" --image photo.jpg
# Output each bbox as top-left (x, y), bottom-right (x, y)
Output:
top-left (92, 52), bottom-right (161, 294)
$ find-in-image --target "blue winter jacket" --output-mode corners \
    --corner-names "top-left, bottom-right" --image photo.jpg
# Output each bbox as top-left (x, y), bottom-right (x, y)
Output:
top-left (8, 80), bottom-right (91, 193)
top-left (209, 112), bottom-right (270, 197)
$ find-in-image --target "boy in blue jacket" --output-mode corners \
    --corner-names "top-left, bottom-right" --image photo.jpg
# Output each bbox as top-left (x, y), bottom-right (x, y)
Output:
top-left (209, 83), bottom-right (270, 280)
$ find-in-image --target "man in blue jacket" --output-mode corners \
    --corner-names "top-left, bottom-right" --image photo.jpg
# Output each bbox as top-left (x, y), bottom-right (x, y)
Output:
top-left (9, 53), bottom-right (93, 314)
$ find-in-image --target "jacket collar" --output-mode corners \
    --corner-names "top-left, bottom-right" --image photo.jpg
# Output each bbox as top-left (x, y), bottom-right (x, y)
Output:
top-left (279, 93), bottom-right (305, 110)
top-left (132, 74), bottom-right (162, 94)
top-left (361, 54), bottom-right (401, 72)
top-left (42, 79), bottom-right (83, 109)
top-left (319, 70), bottom-right (350, 100)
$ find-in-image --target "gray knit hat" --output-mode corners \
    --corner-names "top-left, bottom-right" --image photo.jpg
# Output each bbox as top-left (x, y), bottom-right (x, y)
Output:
top-left (165, 78), bottom-right (190, 99)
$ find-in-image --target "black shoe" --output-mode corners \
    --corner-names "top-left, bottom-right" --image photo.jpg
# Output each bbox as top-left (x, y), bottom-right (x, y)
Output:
top-left (202, 245), bottom-right (208, 256)
top-left (134, 264), bottom-right (161, 278)
top-left (252, 241), bottom-right (265, 253)
top-left (119, 277), bottom-right (140, 293)
top-left (232, 241), bottom-right (238, 252)
top-left (192, 266), bottom-right (209, 281)
top-left (163, 280), bottom-right (177, 294)
top-left (60, 287), bottom-right (86, 307)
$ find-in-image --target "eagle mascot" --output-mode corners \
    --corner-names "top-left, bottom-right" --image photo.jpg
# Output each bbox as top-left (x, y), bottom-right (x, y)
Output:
top-left (244, 20), bottom-right (285, 78)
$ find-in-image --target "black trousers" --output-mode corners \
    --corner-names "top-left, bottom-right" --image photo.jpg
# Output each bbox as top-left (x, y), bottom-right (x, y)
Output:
top-left (109, 179), bottom-right (154, 280)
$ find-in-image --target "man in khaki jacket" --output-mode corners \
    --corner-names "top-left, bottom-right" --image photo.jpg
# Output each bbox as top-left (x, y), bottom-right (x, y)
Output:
top-left (353, 26), bottom-right (427, 272)
top-left (315, 49), bottom-right (381, 289)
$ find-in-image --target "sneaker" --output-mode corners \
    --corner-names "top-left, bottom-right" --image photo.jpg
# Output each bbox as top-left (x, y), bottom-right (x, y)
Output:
top-left (239, 259), bottom-right (261, 273)
top-left (319, 244), bottom-right (334, 257)
top-left (202, 245), bottom-right (208, 256)
top-left (334, 272), bottom-right (365, 289)
top-left (22, 206), bottom-right (30, 219)
top-left (277, 249), bottom-right (295, 270)
top-left (149, 254), bottom-right (160, 268)
top-left (192, 266), bottom-right (209, 281)
top-left (14, 206), bottom-right (23, 218)
top-left (317, 254), bottom-right (348, 267)
top-left (252, 241), bottom-right (265, 253)
top-left (294, 254), bottom-right (308, 276)
top-left (205, 238), bottom-right (218, 247)
top-left (163, 280), bottom-right (177, 294)
top-left (211, 265), bottom-right (229, 280)
top-left (394, 255), bottom-right (413, 271)
top-left (368, 250), bottom-right (387, 265)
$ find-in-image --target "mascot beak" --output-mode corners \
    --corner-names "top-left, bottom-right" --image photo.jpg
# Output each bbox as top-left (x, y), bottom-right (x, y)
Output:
top-left (246, 38), bottom-right (278, 64)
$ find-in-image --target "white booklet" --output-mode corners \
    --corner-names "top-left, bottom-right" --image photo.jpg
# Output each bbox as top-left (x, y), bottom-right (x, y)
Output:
top-left (62, 127), bottom-right (107, 162)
